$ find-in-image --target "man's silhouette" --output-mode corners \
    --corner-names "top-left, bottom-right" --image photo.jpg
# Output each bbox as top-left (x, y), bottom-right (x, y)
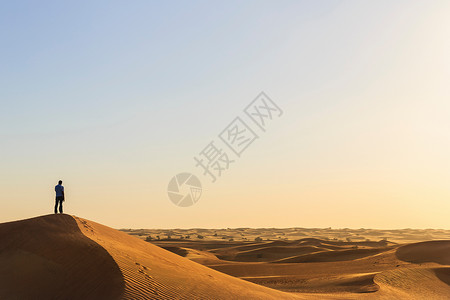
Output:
top-left (54, 180), bottom-right (65, 214)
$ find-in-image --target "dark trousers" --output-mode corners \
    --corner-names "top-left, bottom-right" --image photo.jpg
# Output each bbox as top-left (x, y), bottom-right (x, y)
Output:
top-left (55, 196), bottom-right (64, 214)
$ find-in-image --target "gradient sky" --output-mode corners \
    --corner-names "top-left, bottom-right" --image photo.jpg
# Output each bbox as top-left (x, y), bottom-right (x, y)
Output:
top-left (1, 0), bottom-right (449, 229)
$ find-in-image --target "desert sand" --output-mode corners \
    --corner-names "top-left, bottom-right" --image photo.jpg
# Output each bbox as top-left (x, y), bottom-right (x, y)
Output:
top-left (1, 215), bottom-right (449, 299)
top-left (0, 215), bottom-right (302, 299)
top-left (126, 227), bottom-right (450, 299)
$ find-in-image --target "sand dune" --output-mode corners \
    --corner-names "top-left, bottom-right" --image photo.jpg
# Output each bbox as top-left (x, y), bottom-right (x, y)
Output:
top-left (2, 215), bottom-right (450, 299)
top-left (374, 267), bottom-right (450, 299)
top-left (0, 214), bottom-right (124, 299)
top-left (150, 234), bottom-right (450, 299)
top-left (0, 215), bottom-right (303, 299)
top-left (396, 240), bottom-right (450, 265)
top-left (273, 247), bottom-right (390, 263)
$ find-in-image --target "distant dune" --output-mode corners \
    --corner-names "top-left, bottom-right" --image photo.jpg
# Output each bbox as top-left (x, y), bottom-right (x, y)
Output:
top-left (396, 240), bottom-right (450, 265)
top-left (147, 233), bottom-right (450, 299)
top-left (1, 215), bottom-right (450, 299)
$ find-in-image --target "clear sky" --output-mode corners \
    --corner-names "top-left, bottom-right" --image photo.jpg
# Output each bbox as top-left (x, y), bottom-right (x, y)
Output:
top-left (1, 0), bottom-right (449, 229)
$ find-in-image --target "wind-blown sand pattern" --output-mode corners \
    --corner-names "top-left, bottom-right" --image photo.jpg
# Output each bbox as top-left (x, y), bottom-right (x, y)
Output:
top-left (1, 215), bottom-right (449, 299)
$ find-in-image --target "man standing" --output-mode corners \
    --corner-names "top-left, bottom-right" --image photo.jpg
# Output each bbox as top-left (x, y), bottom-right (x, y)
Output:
top-left (54, 180), bottom-right (65, 214)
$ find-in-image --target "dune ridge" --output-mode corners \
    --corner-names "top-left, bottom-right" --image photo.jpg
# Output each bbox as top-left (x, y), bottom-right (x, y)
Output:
top-left (73, 215), bottom-right (305, 299)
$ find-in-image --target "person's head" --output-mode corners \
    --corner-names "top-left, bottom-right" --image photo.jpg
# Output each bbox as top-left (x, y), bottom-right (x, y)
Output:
top-left (58, 180), bottom-right (62, 185)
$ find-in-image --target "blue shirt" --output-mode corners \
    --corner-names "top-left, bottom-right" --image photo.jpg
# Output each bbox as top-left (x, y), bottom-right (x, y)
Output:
top-left (55, 184), bottom-right (64, 197)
